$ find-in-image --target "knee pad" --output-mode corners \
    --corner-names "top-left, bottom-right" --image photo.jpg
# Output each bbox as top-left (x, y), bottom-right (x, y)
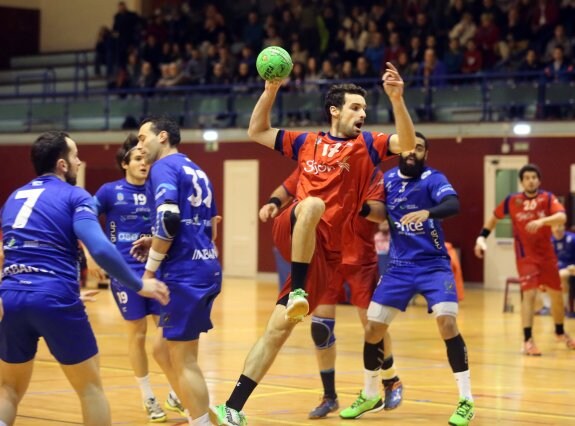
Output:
top-left (431, 302), bottom-right (459, 318)
top-left (311, 316), bottom-right (336, 349)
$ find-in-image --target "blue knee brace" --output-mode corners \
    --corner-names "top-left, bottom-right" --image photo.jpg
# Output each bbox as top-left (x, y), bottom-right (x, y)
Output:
top-left (311, 316), bottom-right (336, 349)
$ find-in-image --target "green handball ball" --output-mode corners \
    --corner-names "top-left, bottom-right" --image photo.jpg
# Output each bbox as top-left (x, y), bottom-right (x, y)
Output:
top-left (256, 46), bottom-right (293, 81)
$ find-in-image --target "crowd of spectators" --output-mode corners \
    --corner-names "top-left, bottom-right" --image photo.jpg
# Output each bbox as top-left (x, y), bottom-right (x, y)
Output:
top-left (95, 0), bottom-right (575, 93)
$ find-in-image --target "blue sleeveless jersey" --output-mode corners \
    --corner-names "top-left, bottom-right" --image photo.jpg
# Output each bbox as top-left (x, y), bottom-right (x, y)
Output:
top-left (552, 231), bottom-right (575, 269)
top-left (94, 178), bottom-right (152, 272)
top-left (384, 166), bottom-right (457, 263)
top-left (1, 175), bottom-right (96, 298)
top-left (149, 153), bottom-right (221, 282)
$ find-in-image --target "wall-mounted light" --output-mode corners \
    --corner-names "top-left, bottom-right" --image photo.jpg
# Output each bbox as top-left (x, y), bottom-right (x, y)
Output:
top-left (202, 130), bottom-right (219, 141)
top-left (512, 123), bottom-right (531, 136)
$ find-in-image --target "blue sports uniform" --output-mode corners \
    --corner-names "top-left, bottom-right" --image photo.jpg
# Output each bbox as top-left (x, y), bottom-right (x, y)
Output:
top-left (94, 178), bottom-right (160, 320)
top-left (552, 231), bottom-right (575, 270)
top-left (149, 153), bottom-right (221, 340)
top-left (371, 166), bottom-right (459, 311)
top-left (0, 176), bottom-right (98, 364)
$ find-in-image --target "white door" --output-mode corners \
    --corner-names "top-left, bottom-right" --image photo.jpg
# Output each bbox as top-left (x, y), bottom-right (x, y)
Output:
top-left (223, 160), bottom-right (259, 277)
top-left (483, 155), bottom-right (528, 289)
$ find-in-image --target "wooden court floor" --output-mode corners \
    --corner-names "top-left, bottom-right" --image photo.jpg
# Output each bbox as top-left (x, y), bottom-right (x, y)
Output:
top-left (12, 279), bottom-right (575, 425)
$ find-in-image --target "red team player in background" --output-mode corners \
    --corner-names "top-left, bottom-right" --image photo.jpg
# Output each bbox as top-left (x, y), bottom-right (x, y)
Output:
top-left (259, 167), bottom-right (403, 419)
top-left (213, 62), bottom-right (415, 425)
top-left (475, 164), bottom-right (575, 355)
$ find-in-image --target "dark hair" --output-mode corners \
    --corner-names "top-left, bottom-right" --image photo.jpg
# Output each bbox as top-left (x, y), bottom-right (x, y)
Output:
top-left (30, 131), bottom-right (71, 176)
top-left (415, 131), bottom-right (429, 149)
top-left (519, 163), bottom-right (541, 181)
top-left (115, 134), bottom-right (140, 171)
top-left (140, 115), bottom-right (181, 146)
top-left (324, 84), bottom-right (367, 122)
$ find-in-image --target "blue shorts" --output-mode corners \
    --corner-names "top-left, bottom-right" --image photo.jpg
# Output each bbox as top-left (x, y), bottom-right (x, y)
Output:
top-left (111, 278), bottom-right (162, 321)
top-left (160, 279), bottom-right (221, 341)
top-left (0, 290), bottom-right (98, 365)
top-left (371, 260), bottom-right (458, 312)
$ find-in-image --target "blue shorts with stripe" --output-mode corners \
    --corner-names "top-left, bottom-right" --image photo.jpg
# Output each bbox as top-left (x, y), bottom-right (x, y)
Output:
top-left (371, 258), bottom-right (458, 312)
top-left (0, 289), bottom-right (98, 365)
top-left (111, 278), bottom-right (162, 321)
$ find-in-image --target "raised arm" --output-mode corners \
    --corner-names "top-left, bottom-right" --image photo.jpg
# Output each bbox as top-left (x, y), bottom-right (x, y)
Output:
top-left (382, 62), bottom-right (416, 154)
top-left (247, 80), bottom-right (283, 148)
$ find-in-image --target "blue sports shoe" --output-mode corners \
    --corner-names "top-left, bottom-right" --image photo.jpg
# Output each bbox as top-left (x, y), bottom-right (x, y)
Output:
top-left (308, 397), bottom-right (339, 419)
top-left (383, 378), bottom-right (403, 410)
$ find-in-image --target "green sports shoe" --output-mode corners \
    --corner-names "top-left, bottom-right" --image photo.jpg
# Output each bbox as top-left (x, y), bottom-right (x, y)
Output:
top-left (211, 404), bottom-right (248, 426)
top-left (339, 390), bottom-right (384, 419)
top-left (285, 288), bottom-right (309, 321)
top-left (448, 398), bottom-right (475, 425)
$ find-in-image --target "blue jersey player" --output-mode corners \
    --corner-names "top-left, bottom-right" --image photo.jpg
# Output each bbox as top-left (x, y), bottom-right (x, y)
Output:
top-left (94, 135), bottom-right (184, 422)
top-left (552, 224), bottom-right (575, 313)
top-left (341, 133), bottom-right (475, 426)
top-left (0, 131), bottom-right (168, 426)
top-left (135, 116), bottom-right (221, 426)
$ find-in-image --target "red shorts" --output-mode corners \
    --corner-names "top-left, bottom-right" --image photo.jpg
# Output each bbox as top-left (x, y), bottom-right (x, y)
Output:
top-left (273, 203), bottom-right (340, 314)
top-left (517, 258), bottom-right (561, 291)
top-left (318, 263), bottom-right (378, 309)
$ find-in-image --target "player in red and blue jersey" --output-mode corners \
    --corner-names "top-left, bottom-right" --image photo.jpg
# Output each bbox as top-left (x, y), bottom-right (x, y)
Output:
top-left (260, 167), bottom-right (403, 419)
top-left (94, 135), bottom-right (184, 422)
top-left (341, 132), bottom-right (474, 425)
top-left (214, 62), bottom-right (416, 426)
top-left (135, 116), bottom-right (221, 426)
top-left (475, 163), bottom-right (574, 355)
top-left (552, 224), bottom-right (575, 314)
top-left (0, 131), bottom-right (168, 426)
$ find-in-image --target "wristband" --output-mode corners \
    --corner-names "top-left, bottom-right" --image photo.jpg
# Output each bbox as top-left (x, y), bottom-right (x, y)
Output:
top-left (145, 248), bottom-right (166, 272)
top-left (479, 228), bottom-right (491, 238)
top-left (268, 197), bottom-right (281, 208)
top-left (359, 203), bottom-right (371, 217)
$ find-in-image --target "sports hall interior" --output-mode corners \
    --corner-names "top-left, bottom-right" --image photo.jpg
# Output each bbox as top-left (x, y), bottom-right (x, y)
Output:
top-left (0, 0), bottom-right (574, 425)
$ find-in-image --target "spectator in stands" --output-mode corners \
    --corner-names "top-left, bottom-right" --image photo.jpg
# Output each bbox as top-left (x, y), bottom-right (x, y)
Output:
top-left (516, 48), bottom-right (543, 80)
top-left (206, 62), bottom-right (231, 91)
top-left (239, 46), bottom-right (256, 74)
top-left (383, 32), bottom-right (406, 71)
top-left (364, 32), bottom-right (385, 75)
top-left (140, 34), bottom-right (161, 72)
top-left (95, 26), bottom-right (113, 77)
top-left (474, 13), bottom-right (502, 69)
top-left (395, 51), bottom-right (417, 85)
top-left (344, 20), bottom-right (369, 64)
top-left (476, 0), bottom-right (506, 29)
top-left (340, 60), bottom-right (354, 80)
top-left (286, 61), bottom-right (306, 93)
top-left (449, 12), bottom-right (477, 48)
top-left (543, 45), bottom-right (574, 82)
top-left (416, 48), bottom-right (447, 87)
top-left (263, 26), bottom-right (284, 48)
top-left (304, 56), bottom-right (321, 93)
top-left (184, 48), bottom-right (206, 85)
top-left (444, 38), bottom-right (464, 75)
top-left (232, 62), bottom-right (257, 93)
top-left (543, 24), bottom-right (573, 62)
top-left (136, 61), bottom-right (157, 94)
top-left (278, 9), bottom-right (299, 43)
top-left (113, 1), bottom-right (140, 66)
top-left (217, 47), bottom-right (237, 79)
top-left (446, 0), bottom-right (468, 29)
top-left (530, 0), bottom-right (560, 52)
top-left (502, 6), bottom-right (531, 49)
top-left (408, 35), bottom-right (425, 65)
top-left (290, 41), bottom-right (309, 66)
top-left (462, 39), bottom-right (484, 74)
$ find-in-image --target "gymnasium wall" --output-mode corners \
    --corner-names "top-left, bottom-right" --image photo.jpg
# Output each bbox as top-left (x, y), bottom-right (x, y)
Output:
top-left (0, 0), bottom-right (141, 53)
top-left (1, 136), bottom-right (572, 283)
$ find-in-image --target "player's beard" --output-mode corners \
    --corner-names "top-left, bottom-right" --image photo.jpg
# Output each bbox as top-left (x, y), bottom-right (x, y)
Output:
top-left (64, 160), bottom-right (77, 186)
top-left (399, 154), bottom-right (425, 177)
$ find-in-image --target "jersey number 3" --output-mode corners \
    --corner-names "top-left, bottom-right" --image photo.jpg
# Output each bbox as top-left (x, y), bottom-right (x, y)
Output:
top-left (13, 188), bottom-right (45, 229)
top-left (183, 166), bottom-right (212, 208)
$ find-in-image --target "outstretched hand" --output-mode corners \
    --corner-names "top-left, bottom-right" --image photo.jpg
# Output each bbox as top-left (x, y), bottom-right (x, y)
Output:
top-left (382, 62), bottom-right (404, 101)
top-left (130, 236), bottom-right (153, 262)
